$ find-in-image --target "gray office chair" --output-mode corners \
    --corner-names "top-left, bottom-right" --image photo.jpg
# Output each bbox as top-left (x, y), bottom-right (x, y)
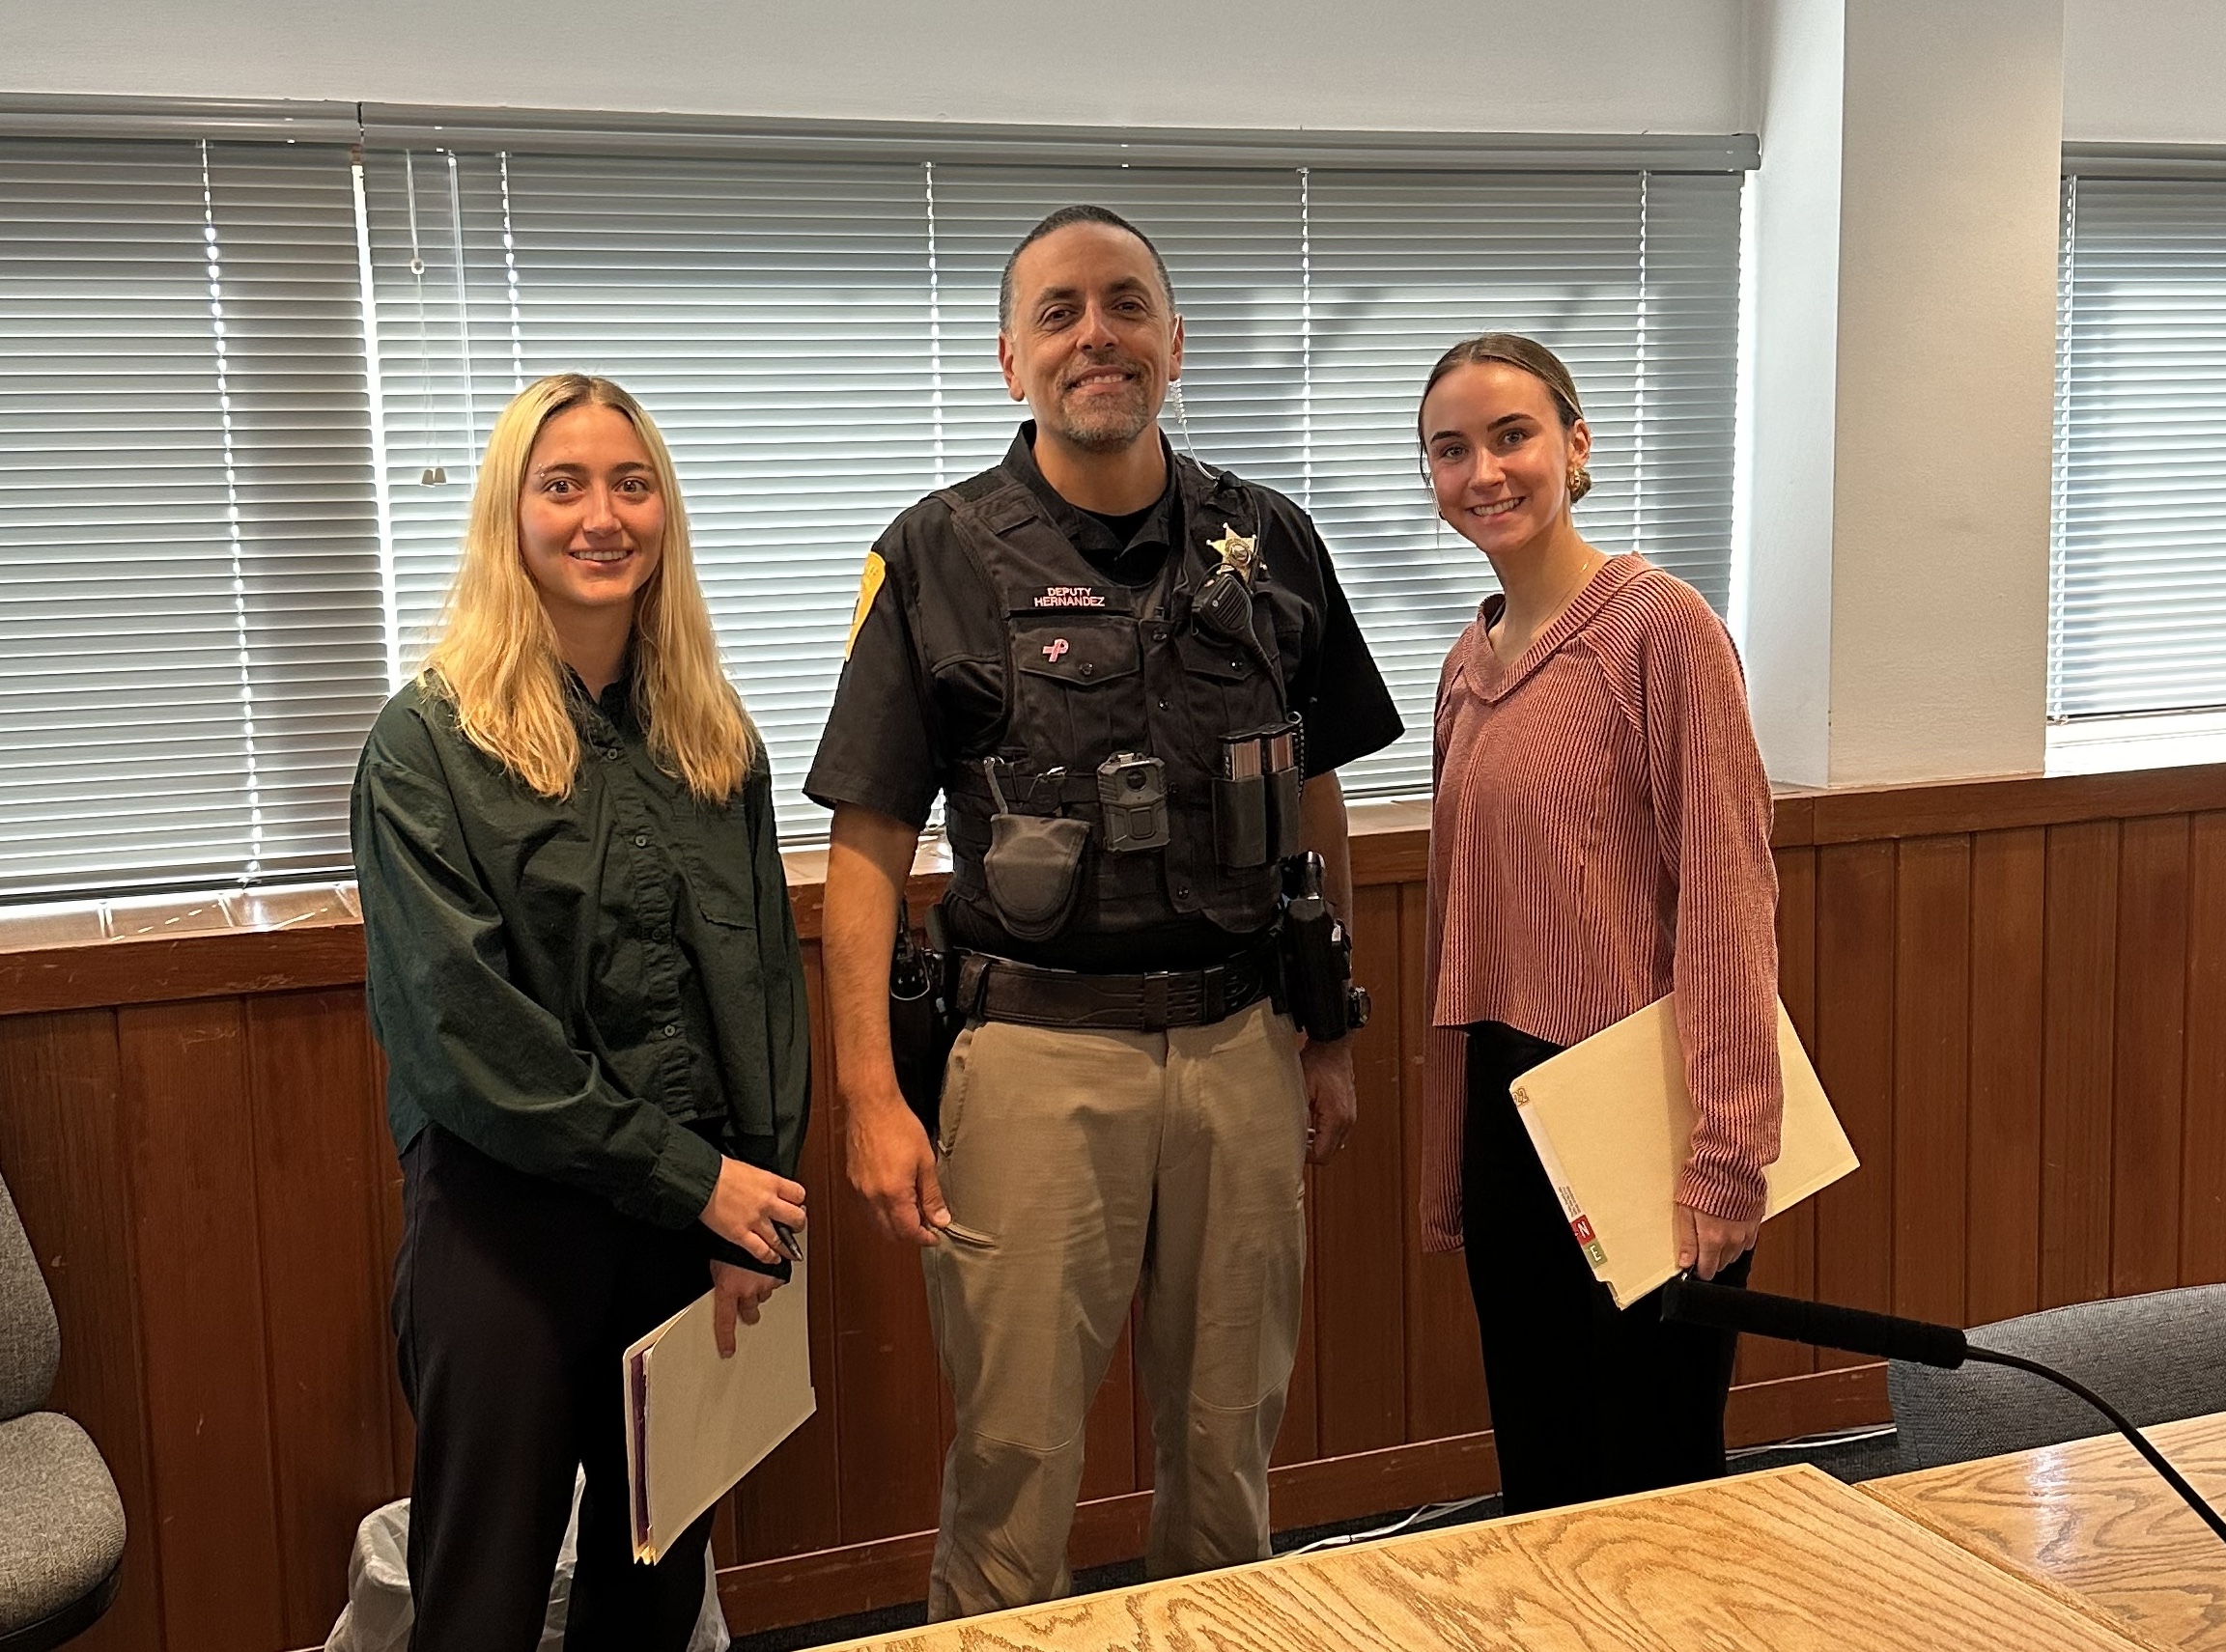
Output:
top-left (1888, 1284), bottom-right (2226, 1472)
top-left (0, 1170), bottom-right (125, 1652)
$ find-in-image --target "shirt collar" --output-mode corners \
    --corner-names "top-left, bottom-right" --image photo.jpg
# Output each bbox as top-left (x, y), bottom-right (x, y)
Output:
top-left (1001, 420), bottom-right (1180, 575)
top-left (1468, 552), bottom-right (1649, 701)
top-left (561, 652), bottom-right (638, 728)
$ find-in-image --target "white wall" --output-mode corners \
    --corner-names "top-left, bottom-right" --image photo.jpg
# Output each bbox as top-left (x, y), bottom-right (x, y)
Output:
top-left (1741, 0), bottom-right (2062, 788)
top-left (0, 0), bottom-right (1748, 134)
top-left (1825, 0), bottom-right (2060, 784)
top-left (1741, 0), bottom-right (1844, 785)
top-left (2064, 0), bottom-right (2226, 144)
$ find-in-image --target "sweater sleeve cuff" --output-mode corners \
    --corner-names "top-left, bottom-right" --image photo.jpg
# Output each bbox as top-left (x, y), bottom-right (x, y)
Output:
top-left (628, 1119), bottom-right (724, 1231)
top-left (1675, 1159), bottom-right (1767, 1225)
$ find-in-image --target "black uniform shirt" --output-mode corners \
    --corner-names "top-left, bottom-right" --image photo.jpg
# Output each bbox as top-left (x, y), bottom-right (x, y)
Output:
top-left (806, 424), bottom-right (1403, 968)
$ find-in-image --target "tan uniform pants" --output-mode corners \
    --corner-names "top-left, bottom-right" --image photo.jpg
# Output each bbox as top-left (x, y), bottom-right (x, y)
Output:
top-left (919, 997), bottom-right (1309, 1621)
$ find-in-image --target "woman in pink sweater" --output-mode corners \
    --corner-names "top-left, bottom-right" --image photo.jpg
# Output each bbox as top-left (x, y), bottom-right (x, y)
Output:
top-left (1420, 334), bottom-right (1783, 1515)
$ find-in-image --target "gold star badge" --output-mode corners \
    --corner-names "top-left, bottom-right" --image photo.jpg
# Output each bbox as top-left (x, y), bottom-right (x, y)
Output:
top-left (1207, 523), bottom-right (1259, 582)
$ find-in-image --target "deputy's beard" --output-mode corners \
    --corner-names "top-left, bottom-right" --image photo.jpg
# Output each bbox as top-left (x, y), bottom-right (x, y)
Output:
top-left (1048, 364), bottom-right (1158, 452)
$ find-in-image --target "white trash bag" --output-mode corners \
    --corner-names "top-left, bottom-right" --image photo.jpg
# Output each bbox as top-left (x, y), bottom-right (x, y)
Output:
top-left (326, 1473), bottom-right (729, 1652)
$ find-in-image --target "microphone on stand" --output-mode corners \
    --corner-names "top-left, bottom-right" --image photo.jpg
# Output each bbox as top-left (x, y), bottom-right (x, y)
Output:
top-left (1659, 1274), bottom-right (2226, 1546)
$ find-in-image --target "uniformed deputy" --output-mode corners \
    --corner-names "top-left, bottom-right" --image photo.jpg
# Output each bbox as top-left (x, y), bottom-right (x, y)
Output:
top-left (806, 205), bottom-right (1402, 1620)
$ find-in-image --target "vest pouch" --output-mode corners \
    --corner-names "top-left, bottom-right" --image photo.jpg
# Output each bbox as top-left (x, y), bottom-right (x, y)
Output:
top-left (983, 811), bottom-right (1091, 941)
top-left (1214, 772), bottom-right (1271, 870)
top-left (1266, 766), bottom-right (1304, 861)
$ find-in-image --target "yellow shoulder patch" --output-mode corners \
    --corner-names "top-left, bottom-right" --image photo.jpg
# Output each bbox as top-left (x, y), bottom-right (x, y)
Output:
top-left (845, 551), bottom-right (888, 661)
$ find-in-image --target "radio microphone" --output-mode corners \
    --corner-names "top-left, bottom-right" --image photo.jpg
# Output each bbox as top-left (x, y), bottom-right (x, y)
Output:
top-left (1660, 1275), bottom-right (2226, 1545)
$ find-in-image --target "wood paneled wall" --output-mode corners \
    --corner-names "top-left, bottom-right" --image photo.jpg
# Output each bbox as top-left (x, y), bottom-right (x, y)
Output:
top-left (1, 768), bottom-right (2221, 1651)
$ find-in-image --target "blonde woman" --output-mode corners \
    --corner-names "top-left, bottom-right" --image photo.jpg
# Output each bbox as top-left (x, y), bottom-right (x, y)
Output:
top-left (352, 375), bottom-right (809, 1650)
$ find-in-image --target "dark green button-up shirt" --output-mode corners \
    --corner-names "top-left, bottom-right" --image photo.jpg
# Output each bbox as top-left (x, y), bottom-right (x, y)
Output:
top-left (351, 675), bottom-right (810, 1231)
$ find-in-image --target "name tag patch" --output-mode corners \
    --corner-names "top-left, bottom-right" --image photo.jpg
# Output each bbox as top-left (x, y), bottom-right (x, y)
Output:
top-left (1034, 585), bottom-right (1107, 609)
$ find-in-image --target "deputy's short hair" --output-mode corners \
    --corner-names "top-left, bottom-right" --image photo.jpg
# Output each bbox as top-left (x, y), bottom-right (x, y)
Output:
top-left (999, 205), bottom-right (1176, 331)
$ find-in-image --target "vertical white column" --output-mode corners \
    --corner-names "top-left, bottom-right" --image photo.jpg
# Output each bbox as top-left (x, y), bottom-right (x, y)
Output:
top-left (1742, 0), bottom-right (1846, 787)
top-left (1741, 0), bottom-right (2065, 786)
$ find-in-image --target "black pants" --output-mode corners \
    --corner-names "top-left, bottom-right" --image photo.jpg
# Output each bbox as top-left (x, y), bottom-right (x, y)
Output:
top-left (393, 1126), bottom-right (719, 1652)
top-left (1461, 1022), bottom-right (1752, 1517)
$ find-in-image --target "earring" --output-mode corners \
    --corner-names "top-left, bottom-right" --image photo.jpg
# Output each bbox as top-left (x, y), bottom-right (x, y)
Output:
top-left (1567, 463), bottom-right (1592, 503)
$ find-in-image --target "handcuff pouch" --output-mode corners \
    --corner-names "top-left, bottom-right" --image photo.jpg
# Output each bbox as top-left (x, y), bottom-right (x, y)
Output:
top-left (983, 812), bottom-right (1090, 941)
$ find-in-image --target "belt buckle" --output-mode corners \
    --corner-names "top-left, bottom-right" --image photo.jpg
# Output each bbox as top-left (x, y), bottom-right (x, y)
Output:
top-left (1139, 970), bottom-right (1172, 1033)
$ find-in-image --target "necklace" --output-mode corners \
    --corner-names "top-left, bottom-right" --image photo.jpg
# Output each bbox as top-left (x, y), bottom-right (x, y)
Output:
top-left (1491, 547), bottom-right (1605, 663)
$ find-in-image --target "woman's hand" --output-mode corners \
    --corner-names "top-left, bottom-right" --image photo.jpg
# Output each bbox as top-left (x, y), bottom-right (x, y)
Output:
top-left (1675, 1204), bottom-right (1760, 1281)
top-left (700, 1156), bottom-right (807, 1266)
top-left (709, 1260), bottom-right (785, 1358)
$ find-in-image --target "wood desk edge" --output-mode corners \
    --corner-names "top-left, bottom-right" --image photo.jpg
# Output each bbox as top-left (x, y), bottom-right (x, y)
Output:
top-left (1866, 1411), bottom-right (2226, 1496)
top-left (814, 1464), bottom-right (2153, 1652)
top-left (1857, 1414), bottom-right (2226, 1652)
top-left (1859, 1480), bottom-right (2183, 1652)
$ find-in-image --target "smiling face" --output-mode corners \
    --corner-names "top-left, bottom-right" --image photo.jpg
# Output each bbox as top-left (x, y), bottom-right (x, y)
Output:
top-left (998, 221), bottom-right (1184, 456)
top-left (516, 401), bottom-right (666, 627)
top-left (1422, 359), bottom-right (1591, 560)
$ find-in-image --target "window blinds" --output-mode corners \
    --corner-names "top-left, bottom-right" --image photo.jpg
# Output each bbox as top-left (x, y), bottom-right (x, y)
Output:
top-left (0, 123), bottom-right (1743, 898)
top-left (2052, 174), bottom-right (2226, 721)
top-left (0, 139), bottom-right (380, 899)
top-left (1302, 170), bottom-right (1738, 785)
top-left (360, 150), bottom-right (943, 813)
top-left (361, 148), bottom-right (1742, 824)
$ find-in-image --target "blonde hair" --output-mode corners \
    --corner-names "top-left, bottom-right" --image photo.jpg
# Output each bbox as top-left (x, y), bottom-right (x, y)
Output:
top-left (419, 374), bottom-right (759, 802)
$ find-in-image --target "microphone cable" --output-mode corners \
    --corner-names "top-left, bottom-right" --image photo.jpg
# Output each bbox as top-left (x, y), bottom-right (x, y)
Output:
top-left (1957, 1343), bottom-right (2226, 1545)
top-left (1662, 1275), bottom-right (2226, 1546)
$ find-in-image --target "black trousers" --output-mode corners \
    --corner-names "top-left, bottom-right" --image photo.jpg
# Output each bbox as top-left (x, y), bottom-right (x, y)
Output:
top-left (393, 1126), bottom-right (719, 1652)
top-left (1461, 1022), bottom-right (1752, 1517)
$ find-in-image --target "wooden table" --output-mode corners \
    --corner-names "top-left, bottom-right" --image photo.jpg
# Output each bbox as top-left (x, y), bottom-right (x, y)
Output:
top-left (1866, 1412), bottom-right (2226, 1651)
top-left (824, 1463), bottom-right (2146, 1650)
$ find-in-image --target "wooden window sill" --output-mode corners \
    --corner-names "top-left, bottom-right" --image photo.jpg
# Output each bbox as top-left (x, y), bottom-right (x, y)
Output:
top-left (3, 766), bottom-right (2221, 1019)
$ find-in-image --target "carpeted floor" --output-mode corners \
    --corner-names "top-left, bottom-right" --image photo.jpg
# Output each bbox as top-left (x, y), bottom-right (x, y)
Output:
top-left (731, 1425), bottom-right (1905, 1650)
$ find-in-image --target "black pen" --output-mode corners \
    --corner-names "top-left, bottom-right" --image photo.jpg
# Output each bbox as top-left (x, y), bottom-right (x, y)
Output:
top-left (772, 1221), bottom-right (803, 1263)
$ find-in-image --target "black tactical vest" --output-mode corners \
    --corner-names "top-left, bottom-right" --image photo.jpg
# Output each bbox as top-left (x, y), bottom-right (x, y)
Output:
top-left (938, 454), bottom-right (1301, 949)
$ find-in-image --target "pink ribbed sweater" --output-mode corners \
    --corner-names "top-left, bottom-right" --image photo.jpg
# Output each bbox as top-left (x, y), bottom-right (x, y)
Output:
top-left (1421, 553), bottom-right (1782, 1250)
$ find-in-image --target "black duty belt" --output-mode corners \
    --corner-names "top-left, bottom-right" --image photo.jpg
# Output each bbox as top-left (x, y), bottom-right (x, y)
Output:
top-left (953, 938), bottom-right (1281, 1033)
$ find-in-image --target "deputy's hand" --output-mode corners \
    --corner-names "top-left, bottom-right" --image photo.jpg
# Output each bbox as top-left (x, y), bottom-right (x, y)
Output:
top-left (1675, 1204), bottom-right (1760, 1281)
top-left (709, 1259), bottom-right (784, 1358)
top-left (1300, 1037), bottom-right (1358, 1165)
top-left (846, 1085), bottom-right (950, 1246)
top-left (699, 1156), bottom-right (808, 1267)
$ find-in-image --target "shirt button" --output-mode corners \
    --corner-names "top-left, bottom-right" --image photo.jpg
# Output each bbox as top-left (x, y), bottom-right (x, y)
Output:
top-left (634, 833), bottom-right (649, 848)
top-left (603, 748), bottom-right (622, 762)
top-left (1157, 698), bottom-right (1169, 711)
top-left (1080, 662), bottom-right (1095, 678)
top-left (1175, 884), bottom-right (1192, 900)
top-left (662, 1024), bottom-right (680, 1039)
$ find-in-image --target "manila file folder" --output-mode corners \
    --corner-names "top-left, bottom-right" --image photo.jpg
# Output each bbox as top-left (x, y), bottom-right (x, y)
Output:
top-left (622, 1248), bottom-right (816, 1563)
top-left (1509, 996), bottom-right (1856, 1310)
